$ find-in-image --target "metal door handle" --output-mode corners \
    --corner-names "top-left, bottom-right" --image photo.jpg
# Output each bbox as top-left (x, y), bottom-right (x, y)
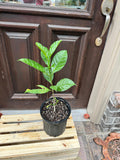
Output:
top-left (95, 0), bottom-right (114, 47)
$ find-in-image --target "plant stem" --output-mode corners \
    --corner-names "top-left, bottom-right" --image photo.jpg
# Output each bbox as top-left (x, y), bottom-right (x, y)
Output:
top-left (52, 89), bottom-right (56, 112)
top-left (49, 65), bottom-right (56, 112)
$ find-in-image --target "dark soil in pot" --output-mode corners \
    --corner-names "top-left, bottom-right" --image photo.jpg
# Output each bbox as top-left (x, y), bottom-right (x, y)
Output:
top-left (40, 97), bottom-right (71, 137)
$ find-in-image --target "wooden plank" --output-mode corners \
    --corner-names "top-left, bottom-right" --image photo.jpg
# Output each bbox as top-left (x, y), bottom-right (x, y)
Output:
top-left (3, 149), bottom-right (79, 160)
top-left (0, 121), bottom-right (43, 133)
top-left (1, 113), bottom-right (42, 122)
top-left (0, 128), bottom-right (77, 145)
top-left (1, 113), bottom-right (72, 123)
top-left (0, 139), bottom-right (80, 159)
top-left (0, 113), bottom-right (80, 160)
top-left (0, 118), bottom-right (74, 133)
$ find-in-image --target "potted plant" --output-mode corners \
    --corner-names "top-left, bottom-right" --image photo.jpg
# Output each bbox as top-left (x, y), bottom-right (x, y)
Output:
top-left (18, 40), bottom-right (76, 137)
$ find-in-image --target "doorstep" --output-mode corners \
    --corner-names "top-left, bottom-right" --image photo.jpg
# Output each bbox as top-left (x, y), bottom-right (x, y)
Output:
top-left (0, 113), bottom-right (80, 160)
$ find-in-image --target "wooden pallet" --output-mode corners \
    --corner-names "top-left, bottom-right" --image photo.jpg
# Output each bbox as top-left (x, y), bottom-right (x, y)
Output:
top-left (0, 113), bottom-right (80, 160)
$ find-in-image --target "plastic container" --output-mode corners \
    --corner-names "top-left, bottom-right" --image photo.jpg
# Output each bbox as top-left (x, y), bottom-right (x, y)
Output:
top-left (40, 97), bottom-right (71, 137)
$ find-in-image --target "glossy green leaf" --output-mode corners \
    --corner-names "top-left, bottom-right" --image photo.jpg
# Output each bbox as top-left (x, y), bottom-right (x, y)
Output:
top-left (25, 85), bottom-right (50, 94)
top-left (50, 85), bottom-right (58, 92)
top-left (37, 85), bottom-right (50, 90)
top-left (49, 40), bottom-right (62, 57)
top-left (35, 42), bottom-right (50, 66)
top-left (18, 58), bottom-right (45, 73)
top-left (41, 51), bottom-right (50, 66)
top-left (52, 78), bottom-right (76, 92)
top-left (43, 67), bottom-right (54, 84)
top-left (51, 50), bottom-right (68, 73)
top-left (35, 42), bottom-right (48, 58)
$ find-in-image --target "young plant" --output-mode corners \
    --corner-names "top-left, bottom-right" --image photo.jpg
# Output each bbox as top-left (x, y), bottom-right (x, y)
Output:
top-left (18, 40), bottom-right (75, 111)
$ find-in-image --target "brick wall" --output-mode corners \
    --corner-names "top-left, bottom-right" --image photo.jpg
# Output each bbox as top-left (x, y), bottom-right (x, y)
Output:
top-left (100, 92), bottom-right (120, 132)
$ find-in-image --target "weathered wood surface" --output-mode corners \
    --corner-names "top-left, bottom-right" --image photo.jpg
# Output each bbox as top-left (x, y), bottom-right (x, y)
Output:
top-left (0, 113), bottom-right (80, 160)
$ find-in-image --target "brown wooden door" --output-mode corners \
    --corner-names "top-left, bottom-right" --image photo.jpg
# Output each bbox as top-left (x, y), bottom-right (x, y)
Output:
top-left (0, 0), bottom-right (116, 109)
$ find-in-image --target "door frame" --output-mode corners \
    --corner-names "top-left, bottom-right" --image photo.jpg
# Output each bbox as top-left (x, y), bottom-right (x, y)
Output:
top-left (87, 0), bottom-right (120, 124)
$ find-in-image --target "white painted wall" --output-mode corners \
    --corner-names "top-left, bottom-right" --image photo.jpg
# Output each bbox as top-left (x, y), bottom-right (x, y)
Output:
top-left (87, 0), bottom-right (120, 124)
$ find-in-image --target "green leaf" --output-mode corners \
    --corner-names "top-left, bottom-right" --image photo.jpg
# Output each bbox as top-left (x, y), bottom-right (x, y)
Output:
top-left (50, 85), bottom-right (58, 92)
top-left (43, 67), bottom-right (54, 84)
top-left (35, 42), bottom-right (48, 58)
top-left (51, 50), bottom-right (68, 73)
top-left (49, 40), bottom-right (62, 57)
top-left (35, 42), bottom-right (50, 66)
top-left (37, 85), bottom-right (50, 90)
top-left (41, 51), bottom-right (50, 66)
top-left (18, 58), bottom-right (45, 73)
top-left (52, 78), bottom-right (76, 92)
top-left (25, 85), bottom-right (50, 94)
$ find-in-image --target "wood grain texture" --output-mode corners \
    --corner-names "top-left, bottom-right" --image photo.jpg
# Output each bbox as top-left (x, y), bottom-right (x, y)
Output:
top-left (47, 24), bottom-right (91, 100)
top-left (0, 118), bottom-right (73, 133)
top-left (0, 113), bottom-right (80, 160)
top-left (0, 0), bottom-right (116, 109)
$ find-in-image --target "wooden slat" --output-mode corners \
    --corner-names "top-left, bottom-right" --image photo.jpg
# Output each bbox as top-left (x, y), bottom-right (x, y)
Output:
top-left (1, 113), bottom-right (42, 122)
top-left (1, 113), bottom-right (72, 123)
top-left (0, 118), bottom-right (74, 133)
top-left (3, 150), bottom-right (78, 160)
top-left (0, 121), bottom-right (43, 133)
top-left (0, 139), bottom-right (80, 159)
top-left (0, 113), bottom-right (80, 160)
top-left (0, 128), bottom-right (77, 145)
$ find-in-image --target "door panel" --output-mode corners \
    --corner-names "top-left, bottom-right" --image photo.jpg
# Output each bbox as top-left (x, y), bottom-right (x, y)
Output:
top-left (47, 24), bottom-right (90, 100)
top-left (0, 0), bottom-right (116, 109)
top-left (0, 22), bottom-right (41, 107)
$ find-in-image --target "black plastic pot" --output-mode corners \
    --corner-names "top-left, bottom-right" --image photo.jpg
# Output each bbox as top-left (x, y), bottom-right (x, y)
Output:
top-left (40, 97), bottom-right (71, 137)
